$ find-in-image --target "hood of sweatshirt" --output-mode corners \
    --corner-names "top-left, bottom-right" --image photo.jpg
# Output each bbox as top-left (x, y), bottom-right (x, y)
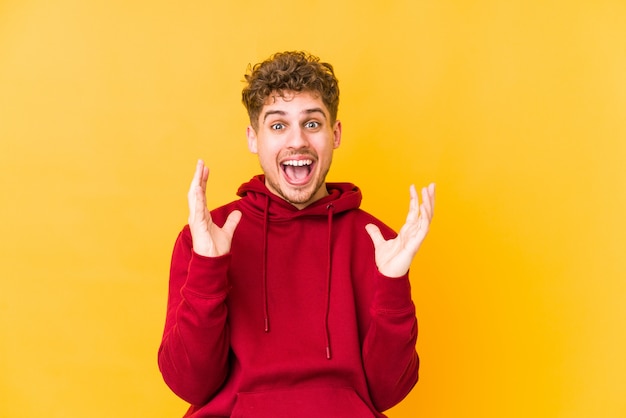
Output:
top-left (236, 174), bottom-right (362, 219)
top-left (235, 174), bottom-right (363, 359)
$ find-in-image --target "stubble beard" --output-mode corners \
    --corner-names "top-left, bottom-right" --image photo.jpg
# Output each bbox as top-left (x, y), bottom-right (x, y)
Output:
top-left (266, 165), bottom-right (331, 208)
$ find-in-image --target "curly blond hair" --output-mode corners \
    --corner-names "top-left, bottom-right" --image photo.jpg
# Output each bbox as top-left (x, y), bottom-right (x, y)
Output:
top-left (242, 51), bottom-right (340, 128)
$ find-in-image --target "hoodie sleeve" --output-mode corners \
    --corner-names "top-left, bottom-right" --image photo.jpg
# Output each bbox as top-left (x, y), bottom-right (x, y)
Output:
top-left (157, 226), bottom-right (231, 406)
top-left (362, 271), bottom-right (419, 412)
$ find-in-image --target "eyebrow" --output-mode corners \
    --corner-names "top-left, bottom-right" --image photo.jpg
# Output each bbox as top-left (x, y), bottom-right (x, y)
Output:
top-left (262, 110), bottom-right (286, 123)
top-left (262, 108), bottom-right (328, 123)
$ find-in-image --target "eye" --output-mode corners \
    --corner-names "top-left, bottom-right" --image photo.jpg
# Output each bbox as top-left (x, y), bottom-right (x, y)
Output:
top-left (271, 123), bottom-right (285, 131)
top-left (305, 121), bottom-right (320, 129)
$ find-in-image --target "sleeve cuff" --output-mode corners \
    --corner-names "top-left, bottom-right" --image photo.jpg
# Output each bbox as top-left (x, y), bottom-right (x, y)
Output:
top-left (182, 251), bottom-right (231, 297)
top-left (373, 271), bottom-right (414, 310)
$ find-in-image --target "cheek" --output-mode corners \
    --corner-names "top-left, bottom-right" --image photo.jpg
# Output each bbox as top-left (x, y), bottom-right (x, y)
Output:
top-left (319, 138), bottom-right (337, 156)
top-left (256, 145), bottom-right (279, 166)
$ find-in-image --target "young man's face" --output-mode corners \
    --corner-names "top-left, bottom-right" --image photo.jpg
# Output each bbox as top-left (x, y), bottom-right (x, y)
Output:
top-left (246, 90), bottom-right (342, 209)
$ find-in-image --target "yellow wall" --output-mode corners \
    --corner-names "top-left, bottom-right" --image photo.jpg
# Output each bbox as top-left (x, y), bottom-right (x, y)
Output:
top-left (1, 1), bottom-right (625, 417)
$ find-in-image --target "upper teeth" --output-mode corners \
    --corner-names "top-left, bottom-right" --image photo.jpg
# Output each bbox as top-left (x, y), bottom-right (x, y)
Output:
top-left (283, 159), bottom-right (312, 166)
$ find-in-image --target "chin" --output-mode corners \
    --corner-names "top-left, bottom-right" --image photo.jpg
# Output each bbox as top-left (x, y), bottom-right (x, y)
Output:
top-left (283, 190), bottom-right (315, 205)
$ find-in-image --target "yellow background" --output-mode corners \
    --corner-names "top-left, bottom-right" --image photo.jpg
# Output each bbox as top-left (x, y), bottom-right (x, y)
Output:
top-left (1, 0), bottom-right (625, 417)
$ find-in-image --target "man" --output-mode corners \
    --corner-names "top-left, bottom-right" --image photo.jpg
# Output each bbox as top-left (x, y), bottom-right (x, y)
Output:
top-left (158, 51), bottom-right (435, 417)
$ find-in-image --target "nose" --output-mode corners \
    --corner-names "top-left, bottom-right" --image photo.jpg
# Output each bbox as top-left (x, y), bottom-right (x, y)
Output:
top-left (285, 126), bottom-right (309, 149)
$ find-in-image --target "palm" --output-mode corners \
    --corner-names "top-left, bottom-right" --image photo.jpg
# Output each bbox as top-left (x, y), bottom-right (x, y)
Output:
top-left (366, 184), bottom-right (435, 278)
top-left (188, 160), bottom-right (242, 257)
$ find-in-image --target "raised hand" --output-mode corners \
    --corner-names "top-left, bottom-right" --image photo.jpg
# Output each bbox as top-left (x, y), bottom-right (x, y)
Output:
top-left (187, 160), bottom-right (242, 257)
top-left (365, 183), bottom-right (435, 278)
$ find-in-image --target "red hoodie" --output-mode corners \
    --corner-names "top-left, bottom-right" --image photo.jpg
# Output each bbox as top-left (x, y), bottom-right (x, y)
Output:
top-left (158, 175), bottom-right (419, 417)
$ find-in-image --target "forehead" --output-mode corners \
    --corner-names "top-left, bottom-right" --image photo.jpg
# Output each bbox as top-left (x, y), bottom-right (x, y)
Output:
top-left (260, 90), bottom-right (328, 116)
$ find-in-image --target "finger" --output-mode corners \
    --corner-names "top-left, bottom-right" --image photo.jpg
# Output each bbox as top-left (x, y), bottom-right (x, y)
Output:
top-left (428, 182), bottom-right (435, 213)
top-left (429, 182), bottom-right (436, 195)
top-left (188, 162), bottom-right (200, 221)
top-left (417, 204), bottom-right (431, 233)
top-left (194, 183), bottom-right (209, 224)
top-left (200, 164), bottom-right (209, 192)
top-left (420, 186), bottom-right (433, 221)
top-left (190, 159), bottom-right (203, 189)
top-left (405, 184), bottom-right (419, 225)
top-left (365, 223), bottom-right (385, 247)
top-left (188, 160), bottom-right (207, 221)
top-left (189, 160), bottom-right (204, 206)
top-left (222, 210), bottom-right (242, 237)
top-left (426, 183), bottom-right (436, 219)
top-left (194, 160), bottom-right (209, 211)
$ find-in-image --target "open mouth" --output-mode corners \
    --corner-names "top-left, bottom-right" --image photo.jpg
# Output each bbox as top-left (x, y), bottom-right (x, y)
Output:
top-left (281, 158), bottom-right (314, 185)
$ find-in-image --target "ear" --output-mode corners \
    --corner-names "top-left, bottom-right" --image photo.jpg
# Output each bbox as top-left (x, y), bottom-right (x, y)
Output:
top-left (246, 125), bottom-right (258, 154)
top-left (332, 120), bottom-right (342, 149)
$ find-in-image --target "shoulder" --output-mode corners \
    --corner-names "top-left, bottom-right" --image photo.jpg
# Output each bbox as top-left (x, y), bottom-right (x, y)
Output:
top-left (208, 200), bottom-right (242, 225)
top-left (338, 207), bottom-right (398, 240)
